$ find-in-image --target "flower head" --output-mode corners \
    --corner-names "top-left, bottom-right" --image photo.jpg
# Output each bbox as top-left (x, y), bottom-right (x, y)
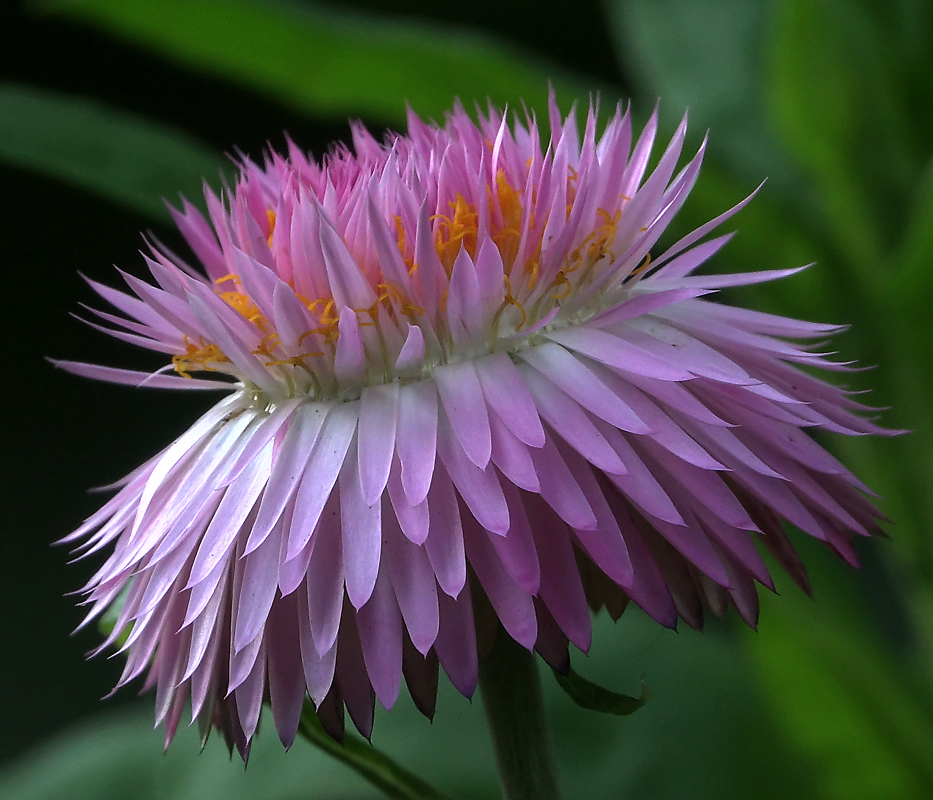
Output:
top-left (59, 96), bottom-right (891, 758)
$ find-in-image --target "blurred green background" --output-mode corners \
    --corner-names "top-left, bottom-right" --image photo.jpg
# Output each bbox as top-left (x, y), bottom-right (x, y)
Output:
top-left (3, 0), bottom-right (933, 797)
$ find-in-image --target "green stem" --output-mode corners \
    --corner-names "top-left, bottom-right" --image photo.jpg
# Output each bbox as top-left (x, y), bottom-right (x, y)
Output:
top-left (478, 628), bottom-right (562, 800)
top-left (297, 704), bottom-right (454, 800)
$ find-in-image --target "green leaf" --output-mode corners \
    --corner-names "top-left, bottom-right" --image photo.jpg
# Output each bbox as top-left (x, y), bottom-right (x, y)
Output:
top-left (297, 705), bottom-right (454, 800)
top-left (603, 0), bottom-right (793, 189)
top-left (750, 570), bottom-right (933, 800)
top-left (0, 705), bottom-right (385, 800)
top-left (553, 666), bottom-right (649, 716)
top-left (891, 154), bottom-right (933, 303)
top-left (0, 82), bottom-right (224, 219)
top-left (40, 0), bottom-right (611, 125)
top-left (767, 0), bottom-right (922, 275)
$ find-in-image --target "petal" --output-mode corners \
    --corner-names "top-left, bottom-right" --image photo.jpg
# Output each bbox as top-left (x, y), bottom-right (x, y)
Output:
top-left (340, 433), bottom-right (382, 609)
top-left (298, 579), bottom-right (338, 706)
top-left (546, 326), bottom-right (693, 382)
top-left (234, 510), bottom-right (288, 652)
top-left (526, 495), bottom-right (591, 652)
top-left (286, 402), bottom-right (358, 560)
top-left (463, 513), bottom-right (537, 649)
top-left (521, 342), bottom-right (651, 436)
top-left (396, 379), bottom-right (438, 505)
top-left (386, 454), bottom-right (430, 545)
top-left (384, 512), bottom-right (439, 655)
top-left (435, 361), bottom-right (492, 469)
top-left (358, 383), bottom-right (400, 506)
top-left (305, 492), bottom-right (345, 656)
top-left (529, 429), bottom-right (597, 530)
top-left (521, 365), bottom-right (628, 475)
top-left (266, 592), bottom-right (308, 749)
top-left (489, 405), bottom-right (540, 492)
top-left (357, 560), bottom-right (403, 709)
top-left (246, 401), bottom-right (328, 554)
top-left (489, 482), bottom-right (541, 593)
top-left (475, 352), bottom-right (546, 448)
top-left (436, 407), bottom-right (510, 536)
top-left (434, 581), bottom-right (478, 698)
top-left (424, 467), bottom-right (467, 598)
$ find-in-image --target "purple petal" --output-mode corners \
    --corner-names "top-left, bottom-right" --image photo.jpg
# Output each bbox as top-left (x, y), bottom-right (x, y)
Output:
top-left (305, 492), bottom-right (345, 656)
top-left (424, 468), bottom-right (467, 598)
top-left (436, 408), bottom-right (510, 535)
top-left (358, 383), bottom-right (400, 506)
top-left (546, 327), bottom-right (693, 382)
top-left (521, 364), bottom-right (628, 475)
top-left (340, 433), bottom-right (382, 609)
top-left (396, 379), bottom-right (438, 505)
top-left (246, 402), bottom-right (328, 554)
top-left (434, 581), bottom-right (477, 698)
top-left (383, 512), bottom-right (439, 654)
top-left (286, 402), bottom-right (357, 560)
top-left (357, 561), bottom-right (403, 709)
top-left (266, 592), bottom-right (308, 748)
top-left (463, 513), bottom-right (537, 649)
top-left (475, 352), bottom-right (546, 448)
top-left (435, 361), bottom-right (492, 469)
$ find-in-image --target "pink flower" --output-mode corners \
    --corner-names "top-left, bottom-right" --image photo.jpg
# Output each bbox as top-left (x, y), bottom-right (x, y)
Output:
top-left (58, 96), bottom-right (891, 758)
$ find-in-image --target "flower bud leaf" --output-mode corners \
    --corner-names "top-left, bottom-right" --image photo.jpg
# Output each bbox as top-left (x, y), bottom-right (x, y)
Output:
top-left (553, 667), bottom-right (650, 716)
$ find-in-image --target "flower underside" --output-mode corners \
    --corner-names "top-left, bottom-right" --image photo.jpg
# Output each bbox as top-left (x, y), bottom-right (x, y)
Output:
top-left (57, 96), bottom-right (894, 760)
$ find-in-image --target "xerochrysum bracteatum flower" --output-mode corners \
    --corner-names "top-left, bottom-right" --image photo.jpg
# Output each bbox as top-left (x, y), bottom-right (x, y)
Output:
top-left (57, 96), bottom-right (893, 759)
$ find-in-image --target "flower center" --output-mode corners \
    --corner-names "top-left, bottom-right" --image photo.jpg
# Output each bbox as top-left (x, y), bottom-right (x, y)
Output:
top-left (171, 168), bottom-right (624, 399)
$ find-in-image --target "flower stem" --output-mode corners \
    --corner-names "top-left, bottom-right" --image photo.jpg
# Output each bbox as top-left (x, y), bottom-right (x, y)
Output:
top-left (478, 628), bottom-right (562, 800)
top-left (297, 704), bottom-right (454, 800)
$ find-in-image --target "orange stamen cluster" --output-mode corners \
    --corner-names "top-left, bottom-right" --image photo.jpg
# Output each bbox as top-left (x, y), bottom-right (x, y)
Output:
top-left (214, 274), bottom-right (268, 327)
top-left (265, 209), bottom-right (277, 248)
top-left (172, 338), bottom-right (229, 378)
top-left (175, 170), bottom-right (628, 377)
top-left (392, 216), bottom-right (417, 276)
top-left (432, 195), bottom-right (479, 273)
top-left (490, 170), bottom-right (524, 267)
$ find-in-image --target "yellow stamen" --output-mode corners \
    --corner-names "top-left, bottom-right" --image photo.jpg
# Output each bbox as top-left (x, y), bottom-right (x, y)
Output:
top-left (297, 328), bottom-right (328, 346)
top-left (629, 253), bottom-right (652, 280)
top-left (432, 193), bottom-right (479, 272)
top-left (172, 338), bottom-right (229, 378)
top-left (264, 351), bottom-right (325, 367)
top-left (253, 332), bottom-right (281, 357)
top-left (376, 282), bottom-right (423, 318)
top-left (497, 274), bottom-right (527, 331)
top-left (566, 165), bottom-right (579, 211)
top-left (266, 209), bottom-right (276, 248)
top-left (550, 270), bottom-right (573, 300)
top-left (524, 250), bottom-right (541, 292)
top-left (490, 170), bottom-right (523, 267)
top-left (393, 215), bottom-right (418, 275)
top-left (219, 290), bottom-right (264, 326)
